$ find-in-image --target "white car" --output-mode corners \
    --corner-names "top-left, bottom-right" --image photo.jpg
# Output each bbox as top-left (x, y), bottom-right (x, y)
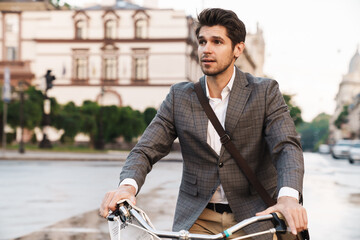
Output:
top-left (349, 140), bottom-right (360, 164)
top-left (331, 140), bottom-right (353, 159)
top-left (319, 144), bottom-right (330, 154)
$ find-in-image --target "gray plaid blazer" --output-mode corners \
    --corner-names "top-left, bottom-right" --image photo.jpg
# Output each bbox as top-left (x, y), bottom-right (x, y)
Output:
top-left (120, 67), bottom-right (304, 239)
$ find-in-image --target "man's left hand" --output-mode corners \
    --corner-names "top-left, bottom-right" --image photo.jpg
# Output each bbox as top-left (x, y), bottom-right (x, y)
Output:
top-left (255, 196), bottom-right (308, 235)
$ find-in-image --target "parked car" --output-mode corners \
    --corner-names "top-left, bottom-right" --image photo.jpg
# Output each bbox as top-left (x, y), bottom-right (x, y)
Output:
top-left (331, 140), bottom-right (353, 159)
top-left (319, 144), bottom-right (330, 154)
top-left (349, 140), bottom-right (360, 164)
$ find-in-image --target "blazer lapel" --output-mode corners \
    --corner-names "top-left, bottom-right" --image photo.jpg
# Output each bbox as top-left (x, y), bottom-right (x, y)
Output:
top-left (191, 76), bottom-right (219, 158)
top-left (191, 76), bottom-right (208, 144)
top-left (220, 68), bottom-right (252, 157)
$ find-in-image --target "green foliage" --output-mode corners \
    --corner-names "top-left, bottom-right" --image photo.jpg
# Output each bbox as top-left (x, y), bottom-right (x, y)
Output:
top-left (334, 105), bottom-right (349, 129)
top-left (283, 94), bottom-right (303, 126)
top-left (117, 107), bottom-right (146, 142)
top-left (79, 100), bottom-right (100, 145)
top-left (1, 85), bottom-right (155, 147)
top-left (143, 107), bottom-right (157, 126)
top-left (7, 86), bottom-right (43, 130)
top-left (102, 105), bottom-right (122, 143)
top-left (52, 102), bottom-right (81, 143)
top-left (297, 113), bottom-right (331, 151)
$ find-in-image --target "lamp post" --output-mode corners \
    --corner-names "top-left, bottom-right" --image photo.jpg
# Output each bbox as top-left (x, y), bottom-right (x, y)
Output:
top-left (39, 70), bottom-right (55, 149)
top-left (95, 86), bottom-right (105, 150)
top-left (18, 81), bottom-right (25, 153)
top-left (2, 67), bottom-right (11, 155)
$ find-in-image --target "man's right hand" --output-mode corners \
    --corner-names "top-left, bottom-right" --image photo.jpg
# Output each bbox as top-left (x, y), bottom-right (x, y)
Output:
top-left (99, 184), bottom-right (137, 218)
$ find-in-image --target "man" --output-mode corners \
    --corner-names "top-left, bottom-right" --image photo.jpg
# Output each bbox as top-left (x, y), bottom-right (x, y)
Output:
top-left (100, 8), bottom-right (307, 239)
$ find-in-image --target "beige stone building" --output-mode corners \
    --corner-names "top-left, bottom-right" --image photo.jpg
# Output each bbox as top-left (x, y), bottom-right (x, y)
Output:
top-left (0, 0), bottom-right (265, 142)
top-left (330, 48), bottom-right (360, 141)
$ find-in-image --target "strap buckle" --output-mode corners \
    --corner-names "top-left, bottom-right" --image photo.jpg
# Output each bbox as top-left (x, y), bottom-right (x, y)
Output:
top-left (220, 133), bottom-right (231, 145)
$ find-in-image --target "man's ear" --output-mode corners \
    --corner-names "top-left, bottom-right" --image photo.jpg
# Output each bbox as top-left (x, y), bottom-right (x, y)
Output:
top-left (234, 42), bottom-right (245, 58)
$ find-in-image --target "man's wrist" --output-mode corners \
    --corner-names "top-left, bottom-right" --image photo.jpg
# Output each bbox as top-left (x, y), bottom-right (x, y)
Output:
top-left (120, 178), bottom-right (138, 194)
top-left (278, 187), bottom-right (299, 201)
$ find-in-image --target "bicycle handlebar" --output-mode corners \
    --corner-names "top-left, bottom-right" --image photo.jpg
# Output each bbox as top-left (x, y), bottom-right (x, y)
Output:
top-left (107, 200), bottom-right (288, 240)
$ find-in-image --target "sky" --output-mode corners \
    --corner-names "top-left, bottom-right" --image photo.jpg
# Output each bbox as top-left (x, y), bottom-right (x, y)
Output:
top-left (65, 0), bottom-right (360, 122)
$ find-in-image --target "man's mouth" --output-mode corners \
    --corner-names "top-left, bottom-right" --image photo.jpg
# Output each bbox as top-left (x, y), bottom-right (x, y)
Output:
top-left (201, 58), bottom-right (216, 63)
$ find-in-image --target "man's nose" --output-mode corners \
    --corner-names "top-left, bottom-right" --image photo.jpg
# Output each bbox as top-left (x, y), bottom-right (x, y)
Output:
top-left (203, 43), bottom-right (213, 53)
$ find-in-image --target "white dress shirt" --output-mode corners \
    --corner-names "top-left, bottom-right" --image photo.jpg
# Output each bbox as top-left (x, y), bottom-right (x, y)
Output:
top-left (121, 66), bottom-right (299, 202)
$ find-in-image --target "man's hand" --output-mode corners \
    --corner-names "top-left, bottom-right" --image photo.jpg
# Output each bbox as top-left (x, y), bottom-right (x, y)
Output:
top-left (256, 196), bottom-right (308, 235)
top-left (99, 184), bottom-right (137, 218)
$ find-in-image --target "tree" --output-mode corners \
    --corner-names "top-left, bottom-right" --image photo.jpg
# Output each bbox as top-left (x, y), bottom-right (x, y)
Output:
top-left (283, 94), bottom-right (303, 126)
top-left (143, 107), bottom-right (157, 126)
top-left (102, 105), bottom-right (122, 143)
top-left (117, 106), bottom-right (146, 142)
top-left (7, 86), bottom-right (43, 130)
top-left (52, 102), bottom-right (81, 143)
top-left (297, 113), bottom-right (330, 151)
top-left (79, 100), bottom-right (100, 147)
top-left (334, 105), bottom-right (349, 129)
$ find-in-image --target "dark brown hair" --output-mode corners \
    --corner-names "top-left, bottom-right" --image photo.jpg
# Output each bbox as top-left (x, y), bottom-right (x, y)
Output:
top-left (195, 8), bottom-right (246, 48)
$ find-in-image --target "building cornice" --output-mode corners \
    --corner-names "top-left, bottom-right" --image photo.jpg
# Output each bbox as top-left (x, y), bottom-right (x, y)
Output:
top-left (29, 38), bottom-right (189, 43)
top-left (54, 83), bottom-right (173, 87)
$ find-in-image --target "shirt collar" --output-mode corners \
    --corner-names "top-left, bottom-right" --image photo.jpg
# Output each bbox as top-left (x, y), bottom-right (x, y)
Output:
top-left (205, 66), bottom-right (236, 99)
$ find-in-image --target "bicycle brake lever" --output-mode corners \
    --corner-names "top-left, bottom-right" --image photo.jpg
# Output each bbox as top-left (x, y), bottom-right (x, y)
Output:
top-left (107, 209), bottom-right (120, 221)
top-left (107, 202), bottom-right (124, 222)
top-left (270, 213), bottom-right (287, 233)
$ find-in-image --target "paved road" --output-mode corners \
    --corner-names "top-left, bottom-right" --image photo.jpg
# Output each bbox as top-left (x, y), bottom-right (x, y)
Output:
top-left (0, 152), bottom-right (359, 240)
top-left (303, 153), bottom-right (360, 240)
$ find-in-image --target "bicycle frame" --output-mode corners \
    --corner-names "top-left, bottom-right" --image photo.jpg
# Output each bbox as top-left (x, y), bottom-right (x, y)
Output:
top-left (108, 200), bottom-right (288, 240)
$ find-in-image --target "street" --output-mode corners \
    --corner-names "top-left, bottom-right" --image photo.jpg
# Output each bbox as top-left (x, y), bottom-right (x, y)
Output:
top-left (0, 152), bottom-right (359, 240)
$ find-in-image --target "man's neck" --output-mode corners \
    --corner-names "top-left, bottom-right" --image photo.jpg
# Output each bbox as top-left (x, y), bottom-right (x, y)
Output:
top-left (206, 66), bottom-right (235, 99)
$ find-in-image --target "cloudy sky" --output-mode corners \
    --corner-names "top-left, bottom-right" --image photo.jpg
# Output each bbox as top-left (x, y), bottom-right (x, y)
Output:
top-left (66, 0), bottom-right (360, 122)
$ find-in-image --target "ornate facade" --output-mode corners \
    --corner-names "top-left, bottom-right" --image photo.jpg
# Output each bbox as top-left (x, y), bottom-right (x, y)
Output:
top-left (0, 0), bottom-right (265, 142)
top-left (330, 48), bottom-right (360, 141)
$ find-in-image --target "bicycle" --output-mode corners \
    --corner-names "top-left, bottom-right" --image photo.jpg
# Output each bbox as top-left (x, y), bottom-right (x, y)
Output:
top-left (107, 199), bottom-right (297, 240)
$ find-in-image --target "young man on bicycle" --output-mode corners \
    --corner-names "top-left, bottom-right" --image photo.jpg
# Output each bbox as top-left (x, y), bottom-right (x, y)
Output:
top-left (100, 8), bottom-right (308, 239)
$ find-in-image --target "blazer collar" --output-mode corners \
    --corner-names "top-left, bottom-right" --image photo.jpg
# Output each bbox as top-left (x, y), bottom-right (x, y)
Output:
top-left (195, 67), bottom-right (252, 158)
top-left (220, 67), bottom-right (252, 157)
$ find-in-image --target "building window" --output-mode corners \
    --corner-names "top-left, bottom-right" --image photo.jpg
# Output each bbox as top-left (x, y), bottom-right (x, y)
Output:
top-left (103, 57), bottom-right (117, 80)
top-left (105, 20), bottom-right (116, 39)
top-left (101, 44), bottom-right (119, 84)
top-left (132, 49), bottom-right (149, 83)
top-left (75, 20), bottom-right (86, 39)
top-left (6, 47), bottom-right (17, 61)
top-left (135, 19), bottom-right (147, 39)
top-left (135, 56), bottom-right (147, 80)
top-left (4, 13), bottom-right (20, 61)
top-left (75, 57), bottom-right (88, 79)
top-left (72, 49), bottom-right (89, 83)
top-left (133, 10), bottom-right (149, 39)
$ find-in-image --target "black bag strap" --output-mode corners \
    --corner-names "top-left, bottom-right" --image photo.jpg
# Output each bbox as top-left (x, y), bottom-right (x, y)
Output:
top-left (194, 81), bottom-right (276, 207)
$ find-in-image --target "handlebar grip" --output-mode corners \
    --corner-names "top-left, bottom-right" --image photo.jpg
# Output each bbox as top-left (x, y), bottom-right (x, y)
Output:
top-left (271, 213), bottom-right (287, 233)
top-left (107, 211), bottom-right (119, 221)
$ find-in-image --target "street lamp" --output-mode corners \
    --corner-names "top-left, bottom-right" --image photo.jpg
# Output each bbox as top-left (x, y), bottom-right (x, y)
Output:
top-left (18, 81), bottom-right (25, 153)
top-left (39, 70), bottom-right (55, 149)
top-left (95, 86), bottom-right (105, 150)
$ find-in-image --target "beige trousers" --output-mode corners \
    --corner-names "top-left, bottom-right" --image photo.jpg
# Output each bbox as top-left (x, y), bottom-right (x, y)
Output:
top-left (189, 208), bottom-right (252, 239)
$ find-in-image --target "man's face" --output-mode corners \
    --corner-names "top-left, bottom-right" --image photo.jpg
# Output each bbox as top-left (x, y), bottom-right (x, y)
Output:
top-left (197, 25), bottom-right (240, 77)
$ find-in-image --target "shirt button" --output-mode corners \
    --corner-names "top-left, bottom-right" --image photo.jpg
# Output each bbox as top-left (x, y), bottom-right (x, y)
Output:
top-left (219, 162), bottom-right (224, 168)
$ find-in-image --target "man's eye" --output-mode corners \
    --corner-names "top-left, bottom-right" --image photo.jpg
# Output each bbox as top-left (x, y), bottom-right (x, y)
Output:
top-left (199, 40), bottom-right (206, 45)
top-left (214, 40), bottom-right (222, 44)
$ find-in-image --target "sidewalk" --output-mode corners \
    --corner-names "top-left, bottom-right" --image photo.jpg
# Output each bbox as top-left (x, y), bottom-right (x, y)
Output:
top-left (0, 150), bottom-right (183, 161)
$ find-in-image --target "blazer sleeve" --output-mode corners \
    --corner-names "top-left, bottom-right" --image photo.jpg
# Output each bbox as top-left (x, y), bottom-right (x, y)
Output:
top-left (263, 80), bottom-right (304, 196)
top-left (119, 85), bottom-right (178, 192)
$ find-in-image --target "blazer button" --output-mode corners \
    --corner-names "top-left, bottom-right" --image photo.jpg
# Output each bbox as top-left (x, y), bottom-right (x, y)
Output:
top-left (219, 162), bottom-right (224, 168)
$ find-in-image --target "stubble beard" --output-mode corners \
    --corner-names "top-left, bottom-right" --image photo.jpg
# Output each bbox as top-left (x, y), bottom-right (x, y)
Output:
top-left (200, 56), bottom-right (234, 77)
